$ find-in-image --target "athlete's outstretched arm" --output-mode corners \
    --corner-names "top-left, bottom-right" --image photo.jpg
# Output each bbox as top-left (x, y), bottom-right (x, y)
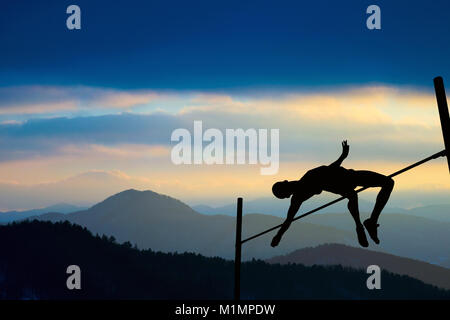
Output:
top-left (330, 140), bottom-right (349, 167)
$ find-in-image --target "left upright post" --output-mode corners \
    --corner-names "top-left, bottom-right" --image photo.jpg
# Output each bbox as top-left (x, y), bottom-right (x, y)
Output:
top-left (234, 197), bottom-right (243, 301)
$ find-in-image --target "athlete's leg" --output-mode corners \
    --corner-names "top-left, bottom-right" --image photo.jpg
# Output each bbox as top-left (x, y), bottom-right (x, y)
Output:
top-left (351, 170), bottom-right (394, 244)
top-left (271, 216), bottom-right (294, 247)
top-left (352, 170), bottom-right (394, 223)
top-left (372, 180), bottom-right (394, 223)
top-left (346, 191), bottom-right (362, 227)
top-left (346, 191), bottom-right (368, 247)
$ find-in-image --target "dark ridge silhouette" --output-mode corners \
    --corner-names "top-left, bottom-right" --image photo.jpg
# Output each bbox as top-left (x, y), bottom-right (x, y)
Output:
top-left (0, 220), bottom-right (449, 300)
top-left (266, 243), bottom-right (450, 290)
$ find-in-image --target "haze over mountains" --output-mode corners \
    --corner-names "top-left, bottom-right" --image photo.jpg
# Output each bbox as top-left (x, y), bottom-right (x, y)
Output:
top-left (193, 196), bottom-right (407, 216)
top-left (31, 189), bottom-right (353, 260)
top-left (304, 213), bottom-right (450, 267)
top-left (193, 196), bottom-right (450, 223)
top-left (27, 189), bottom-right (450, 269)
top-left (0, 203), bottom-right (85, 223)
top-left (0, 170), bottom-right (147, 210)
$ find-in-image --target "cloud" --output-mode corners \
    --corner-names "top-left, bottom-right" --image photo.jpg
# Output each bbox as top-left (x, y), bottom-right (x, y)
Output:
top-left (1, 160), bottom-right (449, 211)
top-left (0, 101), bottom-right (78, 115)
top-left (1, 85), bottom-right (449, 208)
top-left (92, 92), bottom-right (158, 108)
top-left (0, 86), bottom-right (164, 115)
top-left (0, 85), bottom-right (447, 165)
top-left (60, 144), bottom-right (170, 159)
top-left (0, 170), bottom-right (145, 210)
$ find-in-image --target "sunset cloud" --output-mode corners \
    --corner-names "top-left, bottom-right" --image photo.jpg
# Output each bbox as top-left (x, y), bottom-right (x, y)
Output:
top-left (0, 86), bottom-right (166, 116)
top-left (0, 85), bottom-right (449, 209)
top-left (0, 101), bottom-right (78, 115)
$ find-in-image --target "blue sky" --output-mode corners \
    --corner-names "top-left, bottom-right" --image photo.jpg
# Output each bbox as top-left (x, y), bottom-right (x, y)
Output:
top-left (1, 0), bottom-right (450, 90)
top-left (1, 1), bottom-right (450, 209)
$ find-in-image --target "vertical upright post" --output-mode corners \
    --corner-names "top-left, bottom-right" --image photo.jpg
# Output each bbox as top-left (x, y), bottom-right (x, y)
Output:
top-left (234, 197), bottom-right (243, 301)
top-left (434, 76), bottom-right (450, 173)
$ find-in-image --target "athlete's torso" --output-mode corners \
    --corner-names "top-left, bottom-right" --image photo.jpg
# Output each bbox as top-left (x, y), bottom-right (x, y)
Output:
top-left (299, 165), bottom-right (355, 195)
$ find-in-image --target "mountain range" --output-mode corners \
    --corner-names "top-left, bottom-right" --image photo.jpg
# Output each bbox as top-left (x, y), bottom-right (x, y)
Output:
top-left (1, 220), bottom-right (448, 300)
top-left (30, 189), bottom-right (353, 260)
top-left (193, 196), bottom-right (450, 223)
top-left (27, 189), bottom-right (450, 268)
top-left (0, 203), bottom-right (86, 223)
top-left (267, 243), bottom-right (450, 290)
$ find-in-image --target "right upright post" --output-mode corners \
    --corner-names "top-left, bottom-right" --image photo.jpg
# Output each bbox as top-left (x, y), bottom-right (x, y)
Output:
top-left (234, 197), bottom-right (243, 301)
top-left (433, 76), bottom-right (450, 173)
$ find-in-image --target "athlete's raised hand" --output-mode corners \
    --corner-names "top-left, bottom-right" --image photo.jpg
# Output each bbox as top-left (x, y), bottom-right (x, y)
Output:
top-left (342, 140), bottom-right (349, 158)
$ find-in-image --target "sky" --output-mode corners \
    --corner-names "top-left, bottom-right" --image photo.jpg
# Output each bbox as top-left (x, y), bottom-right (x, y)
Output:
top-left (1, 0), bottom-right (450, 210)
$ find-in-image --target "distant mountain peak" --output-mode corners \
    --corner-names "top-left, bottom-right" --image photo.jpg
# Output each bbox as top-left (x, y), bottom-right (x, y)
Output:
top-left (98, 188), bottom-right (178, 204)
top-left (83, 188), bottom-right (200, 220)
top-left (112, 188), bottom-right (155, 197)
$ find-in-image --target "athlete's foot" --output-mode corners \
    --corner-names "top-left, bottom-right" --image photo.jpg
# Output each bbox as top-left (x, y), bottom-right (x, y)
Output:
top-left (271, 234), bottom-right (282, 247)
top-left (356, 225), bottom-right (369, 247)
top-left (364, 218), bottom-right (380, 244)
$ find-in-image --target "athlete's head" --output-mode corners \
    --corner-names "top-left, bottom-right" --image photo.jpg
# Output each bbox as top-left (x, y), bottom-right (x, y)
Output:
top-left (272, 180), bottom-right (294, 199)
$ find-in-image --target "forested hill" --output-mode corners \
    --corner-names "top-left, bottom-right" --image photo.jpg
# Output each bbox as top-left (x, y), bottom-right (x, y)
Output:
top-left (0, 220), bottom-right (449, 300)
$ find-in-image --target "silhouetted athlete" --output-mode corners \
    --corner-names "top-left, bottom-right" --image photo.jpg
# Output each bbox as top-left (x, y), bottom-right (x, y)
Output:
top-left (271, 141), bottom-right (394, 248)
